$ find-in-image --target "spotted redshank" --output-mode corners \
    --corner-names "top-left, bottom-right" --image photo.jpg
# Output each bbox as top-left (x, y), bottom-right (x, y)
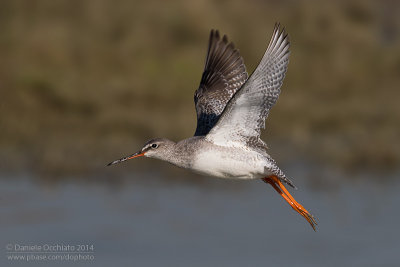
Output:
top-left (108, 24), bottom-right (317, 231)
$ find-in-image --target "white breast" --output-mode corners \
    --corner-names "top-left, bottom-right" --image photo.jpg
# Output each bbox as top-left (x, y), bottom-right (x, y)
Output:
top-left (191, 148), bottom-right (271, 179)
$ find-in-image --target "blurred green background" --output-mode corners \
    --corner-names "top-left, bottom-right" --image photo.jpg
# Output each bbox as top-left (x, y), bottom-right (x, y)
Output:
top-left (1, 1), bottom-right (400, 266)
top-left (0, 0), bottom-right (399, 180)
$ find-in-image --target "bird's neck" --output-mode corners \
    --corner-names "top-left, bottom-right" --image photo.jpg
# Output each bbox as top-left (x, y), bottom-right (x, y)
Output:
top-left (159, 138), bottom-right (200, 169)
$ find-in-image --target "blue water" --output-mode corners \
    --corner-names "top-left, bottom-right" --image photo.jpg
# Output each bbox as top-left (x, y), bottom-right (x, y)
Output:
top-left (1, 169), bottom-right (399, 267)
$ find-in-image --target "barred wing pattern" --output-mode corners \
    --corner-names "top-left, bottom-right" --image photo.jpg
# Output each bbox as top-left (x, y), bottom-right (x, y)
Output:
top-left (206, 25), bottom-right (290, 151)
top-left (194, 30), bottom-right (248, 136)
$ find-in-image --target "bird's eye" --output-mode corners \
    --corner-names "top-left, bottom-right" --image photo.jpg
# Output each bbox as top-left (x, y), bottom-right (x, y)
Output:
top-left (151, 144), bottom-right (158, 148)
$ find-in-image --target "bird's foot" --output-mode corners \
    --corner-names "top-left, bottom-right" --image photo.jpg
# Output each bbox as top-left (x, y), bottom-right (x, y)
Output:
top-left (262, 175), bottom-right (317, 231)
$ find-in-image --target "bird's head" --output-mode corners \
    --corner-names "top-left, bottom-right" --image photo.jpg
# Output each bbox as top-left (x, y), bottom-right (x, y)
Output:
top-left (107, 138), bottom-right (175, 166)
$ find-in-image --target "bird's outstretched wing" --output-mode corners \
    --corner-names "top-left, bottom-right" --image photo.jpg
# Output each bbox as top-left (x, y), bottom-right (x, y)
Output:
top-left (206, 24), bottom-right (290, 151)
top-left (194, 30), bottom-right (248, 136)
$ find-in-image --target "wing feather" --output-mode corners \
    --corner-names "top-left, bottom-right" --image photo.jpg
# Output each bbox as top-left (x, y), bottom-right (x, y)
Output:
top-left (206, 24), bottom-right (290, 150)
top-left (194, 30), bottom-right (248, 136)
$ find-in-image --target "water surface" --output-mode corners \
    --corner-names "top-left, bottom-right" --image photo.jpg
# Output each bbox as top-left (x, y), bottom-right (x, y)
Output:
top-left (1, 170), bottom-right (399, 266)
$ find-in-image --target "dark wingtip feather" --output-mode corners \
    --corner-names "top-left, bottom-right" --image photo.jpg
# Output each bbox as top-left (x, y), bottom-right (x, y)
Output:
top-left (215, 29), bottom-right (220, 39)
top-left (194, 29), bottom-right (249, 136)
top-left (222, 34), bottom-right (228, 44)
top-left (274, 22), bottom-right (281, 32)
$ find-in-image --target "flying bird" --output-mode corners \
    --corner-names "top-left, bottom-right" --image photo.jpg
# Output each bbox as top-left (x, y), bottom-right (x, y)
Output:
top-left (108, 24), bottom-right (317, 231)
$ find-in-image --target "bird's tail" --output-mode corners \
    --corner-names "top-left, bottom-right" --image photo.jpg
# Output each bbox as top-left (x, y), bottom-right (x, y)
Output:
top-left (264, 165), bottom-right (296, 189)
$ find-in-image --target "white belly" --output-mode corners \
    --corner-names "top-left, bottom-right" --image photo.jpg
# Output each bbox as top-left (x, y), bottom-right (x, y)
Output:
top-left (191, 149), bottom-right (271, 179)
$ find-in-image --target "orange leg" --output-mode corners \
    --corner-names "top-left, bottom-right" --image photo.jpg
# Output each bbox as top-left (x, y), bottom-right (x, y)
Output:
top-left (262, 175), bottom-right (317, 231)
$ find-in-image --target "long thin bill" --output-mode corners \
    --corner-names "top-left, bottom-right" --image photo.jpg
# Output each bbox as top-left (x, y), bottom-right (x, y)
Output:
top-left (107, 151), bottom-right (145, 166)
